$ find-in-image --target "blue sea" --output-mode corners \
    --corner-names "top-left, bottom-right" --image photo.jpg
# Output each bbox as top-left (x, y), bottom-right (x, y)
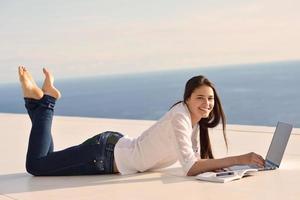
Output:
top-left (1, 60), bottom-right (299, 127)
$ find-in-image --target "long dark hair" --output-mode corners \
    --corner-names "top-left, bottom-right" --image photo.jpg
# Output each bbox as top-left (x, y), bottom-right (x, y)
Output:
top-left (171, 75), bottom-right (228, 159)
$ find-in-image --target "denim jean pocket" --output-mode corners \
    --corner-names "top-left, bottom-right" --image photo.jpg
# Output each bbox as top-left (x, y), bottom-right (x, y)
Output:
top-left (66, 159), bottom-right (106, 175)
top-left (92, 158), bottom-right (106, 173)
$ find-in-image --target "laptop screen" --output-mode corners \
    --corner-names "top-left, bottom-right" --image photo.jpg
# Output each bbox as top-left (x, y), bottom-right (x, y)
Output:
top-left (265, 122), bottom-right (293, 167)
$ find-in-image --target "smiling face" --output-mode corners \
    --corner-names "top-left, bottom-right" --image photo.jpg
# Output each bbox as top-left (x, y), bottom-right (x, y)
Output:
top-left (186, 85), bottom-right (215, 126)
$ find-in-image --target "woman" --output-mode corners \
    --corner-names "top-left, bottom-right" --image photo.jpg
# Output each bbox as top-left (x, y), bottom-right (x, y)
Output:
top-left (18, 66), bottom-right (265, 176)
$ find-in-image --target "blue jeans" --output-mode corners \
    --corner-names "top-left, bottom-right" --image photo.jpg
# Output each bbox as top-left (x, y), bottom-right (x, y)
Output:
top-left (25, 95), bottom-right (123, 176)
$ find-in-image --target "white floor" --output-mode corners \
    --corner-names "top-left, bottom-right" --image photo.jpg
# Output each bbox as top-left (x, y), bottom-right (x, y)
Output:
top-left (1, 113), bottom-right (300, 200)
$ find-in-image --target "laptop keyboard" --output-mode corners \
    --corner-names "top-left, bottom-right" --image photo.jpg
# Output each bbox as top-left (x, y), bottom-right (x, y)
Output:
top-left (228, 164), bottom-right (277, 171)
top-left (258, 164), bottom-right (277, 171)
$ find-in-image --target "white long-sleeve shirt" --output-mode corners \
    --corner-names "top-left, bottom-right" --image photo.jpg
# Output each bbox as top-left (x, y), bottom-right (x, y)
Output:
top-left (114, 102), bottom-right (200, 175)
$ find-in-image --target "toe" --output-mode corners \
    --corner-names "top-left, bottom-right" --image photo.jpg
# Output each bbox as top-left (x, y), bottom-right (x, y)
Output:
top-left (42, 67), bottom-right (54, 84)
top-left (18, 66), bottom-right (25, 79)
top-left (18, 66), bottom-right (22, 75)
top-left (43, 67), bottom-right (49, 75)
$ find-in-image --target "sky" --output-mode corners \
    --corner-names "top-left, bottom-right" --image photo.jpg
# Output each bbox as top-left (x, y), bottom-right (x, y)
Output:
top-left (0, 0), bottom-right (299, 84)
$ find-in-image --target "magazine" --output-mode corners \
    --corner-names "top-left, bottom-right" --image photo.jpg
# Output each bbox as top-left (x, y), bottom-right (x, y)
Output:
top-left (195, 168), bottom-right (258, 183)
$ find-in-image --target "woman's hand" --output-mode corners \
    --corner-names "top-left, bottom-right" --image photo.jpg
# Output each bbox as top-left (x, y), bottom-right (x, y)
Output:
top-left (237, 152), bottom-right (265, 168)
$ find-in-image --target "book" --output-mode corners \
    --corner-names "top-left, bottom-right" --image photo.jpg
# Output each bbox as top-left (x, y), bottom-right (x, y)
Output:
top-left (195, 168), bottom-right (258, 183)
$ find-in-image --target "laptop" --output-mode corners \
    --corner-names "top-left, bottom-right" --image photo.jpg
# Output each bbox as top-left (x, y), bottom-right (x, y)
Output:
top-left (228, 121), bottom-right (293, 171)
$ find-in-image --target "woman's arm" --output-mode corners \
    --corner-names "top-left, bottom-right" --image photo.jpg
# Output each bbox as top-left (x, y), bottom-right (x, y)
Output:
top-left (187, 152), bottom-right (265, 176)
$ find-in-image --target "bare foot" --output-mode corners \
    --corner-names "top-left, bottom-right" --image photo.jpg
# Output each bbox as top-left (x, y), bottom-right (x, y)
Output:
top-left (42, 68), bottom-right (61, 99)
top-left (18, 66), bottom-right (44, 99)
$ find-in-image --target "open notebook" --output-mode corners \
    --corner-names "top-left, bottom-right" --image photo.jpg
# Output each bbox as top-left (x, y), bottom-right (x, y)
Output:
top-left (195, 169), bottom-right (258, 183)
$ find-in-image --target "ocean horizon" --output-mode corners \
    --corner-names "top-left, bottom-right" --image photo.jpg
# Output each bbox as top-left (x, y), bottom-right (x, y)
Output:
top-left (1, 60), bottom-right (299, 128)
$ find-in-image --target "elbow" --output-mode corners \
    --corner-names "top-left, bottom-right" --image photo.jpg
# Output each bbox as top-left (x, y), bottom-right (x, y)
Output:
top-left (186, 168), bottom-right (198, 176)
top-left (185, 160), bottom-right (205, 176)
top-left (186, 171), bottom-right (194, 176)
top-left (186, 164), bottom-right (197, 176)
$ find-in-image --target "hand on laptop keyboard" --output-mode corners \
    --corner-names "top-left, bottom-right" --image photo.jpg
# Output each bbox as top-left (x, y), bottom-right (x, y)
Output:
top-left (237, 152), bottom-right (265, 168)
